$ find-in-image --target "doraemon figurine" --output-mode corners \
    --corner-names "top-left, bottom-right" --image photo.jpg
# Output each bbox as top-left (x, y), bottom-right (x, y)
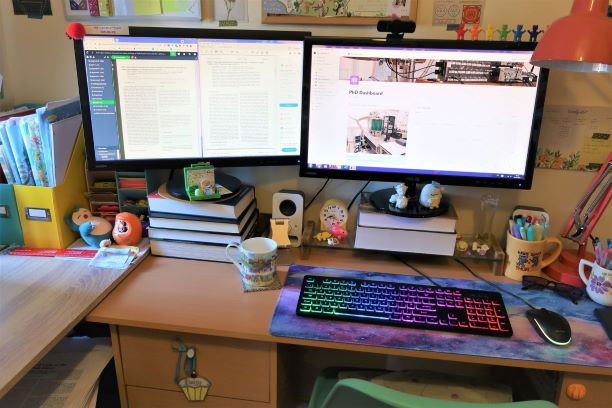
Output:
top-left (420, 182), bottom-right (443, 209)
top-left (65, 207), bottom-right (113, 248)
top-left (389, 183), bottom-right (409, 209)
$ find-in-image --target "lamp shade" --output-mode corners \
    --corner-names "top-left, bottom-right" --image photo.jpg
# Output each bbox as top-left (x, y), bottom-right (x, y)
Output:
top-left (531, 0), bottom-right (612, 72)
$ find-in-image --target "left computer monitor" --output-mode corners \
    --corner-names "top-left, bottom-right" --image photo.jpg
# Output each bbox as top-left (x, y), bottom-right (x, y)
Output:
top-left (74, 28), bottom-right (309, 171)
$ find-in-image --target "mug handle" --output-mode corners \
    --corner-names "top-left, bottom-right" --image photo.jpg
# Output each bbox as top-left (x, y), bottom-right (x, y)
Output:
top-left (225, 242), bottom-right (243, 274)
top-left (578, 259), bottom-right (593, 285)
top-left (540, 237), bottom-right (563, 268)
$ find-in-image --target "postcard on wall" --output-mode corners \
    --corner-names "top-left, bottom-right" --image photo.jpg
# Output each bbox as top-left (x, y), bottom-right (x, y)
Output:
top-left (537, 106), bottom-right (611, 171)
top-left (432, 0), bottom-right (485, 25)
top-left (262, 0), bottom-right (414, 18)
top-left (215, 0), bottom-right (248, 22)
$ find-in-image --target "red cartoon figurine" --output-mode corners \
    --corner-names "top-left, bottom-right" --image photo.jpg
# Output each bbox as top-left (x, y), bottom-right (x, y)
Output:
top-left (329, 224), bottom-right (348, 241)
top-left (112, 212), bottom-right (142, 246)
top-left (455, 23), bottom-right (469, 40)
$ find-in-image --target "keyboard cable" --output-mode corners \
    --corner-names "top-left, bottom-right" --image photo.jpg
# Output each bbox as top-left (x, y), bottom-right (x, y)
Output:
top-left (394, 254), bottom-right (442, 287)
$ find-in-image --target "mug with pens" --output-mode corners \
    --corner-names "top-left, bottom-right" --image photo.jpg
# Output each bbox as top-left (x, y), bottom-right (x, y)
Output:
top-left (578, 237), bottom-right (612, 306)
top-left (504, 206), bottom-right (563, 281)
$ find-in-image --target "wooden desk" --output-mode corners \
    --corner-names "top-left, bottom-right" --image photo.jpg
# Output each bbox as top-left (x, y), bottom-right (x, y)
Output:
top-left (87, 250), bottom-right (612, 408)
top-left (0, 254), bottom-right (140, 398)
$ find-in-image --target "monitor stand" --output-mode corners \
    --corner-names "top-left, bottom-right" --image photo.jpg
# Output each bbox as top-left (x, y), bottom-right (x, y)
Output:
top-left (165, 170), bottom-right (242, 201)
top-left (369, 180), bottom-right (449, 218)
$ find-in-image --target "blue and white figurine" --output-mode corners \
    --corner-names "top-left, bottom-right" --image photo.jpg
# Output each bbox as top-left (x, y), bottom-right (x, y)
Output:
top-left (419, 182), bottom-right (443, 209)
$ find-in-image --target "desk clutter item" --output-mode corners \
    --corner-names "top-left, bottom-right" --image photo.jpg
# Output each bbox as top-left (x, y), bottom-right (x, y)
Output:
top-left (184, 162), bottom-right (220, 201)
top-left (226, 237), bottom-right (281, 292)
top-left (579, 259), bottom-right (612, 306)
top-left (270, 265), bottom-right (612, 368)
top-left (504, 231), bottom-right (563, 281)
top-left (172, 340), bottom-right (211, 402)
top-left (296, 275), bottom-right (513, 338)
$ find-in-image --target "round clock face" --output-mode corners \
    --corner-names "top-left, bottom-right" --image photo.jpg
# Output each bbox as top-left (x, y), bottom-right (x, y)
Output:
top-left (320, 199), bottom-right (348, 231)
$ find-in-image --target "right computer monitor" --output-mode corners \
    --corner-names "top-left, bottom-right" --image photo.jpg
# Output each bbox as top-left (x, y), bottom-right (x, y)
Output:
top-left (300, 37), bottom-right (549, 192)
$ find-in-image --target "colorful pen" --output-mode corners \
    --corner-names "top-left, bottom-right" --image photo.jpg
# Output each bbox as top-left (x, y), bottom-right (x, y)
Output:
top-left (512, 224), bottom-right (521, 239)
top-left (519, 226), bottom-right (526, 240)
top-left (526, 224), bottom-right (535, 241)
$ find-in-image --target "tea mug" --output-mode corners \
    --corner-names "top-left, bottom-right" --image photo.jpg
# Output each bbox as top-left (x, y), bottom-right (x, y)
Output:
top-left (226, 237), bottom-right (278, 287)
top-left (504, 231), bottom-right (563, 281)
top-left (579, 259), bottom-right (612, 306)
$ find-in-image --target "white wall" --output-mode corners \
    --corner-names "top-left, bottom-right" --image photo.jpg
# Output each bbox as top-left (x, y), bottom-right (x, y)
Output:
top-left (0, 0), bottom-right (610, 244)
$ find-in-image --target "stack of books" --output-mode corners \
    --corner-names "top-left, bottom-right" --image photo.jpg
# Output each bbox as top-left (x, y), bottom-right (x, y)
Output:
top-left (147, 183), bottom-right (257, 262)
top-left (354, 192), bottom-right (458, 256)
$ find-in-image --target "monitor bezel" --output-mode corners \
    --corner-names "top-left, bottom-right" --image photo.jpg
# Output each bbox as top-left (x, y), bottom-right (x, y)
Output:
top-left (298, 36), bottom-right (549, 189)
top-left (74, 27), bottom-right (311, 171)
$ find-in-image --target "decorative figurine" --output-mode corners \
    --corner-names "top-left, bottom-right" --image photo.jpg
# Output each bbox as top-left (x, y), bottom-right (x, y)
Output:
top-left (419, 181), bottom-right (443, 209)
top-left (485, 24), bottom-right (495, 41)
top-left (455, 23), bottom-right (469, 40)
top-left (512, 24), bottom-right (526, 42)
top-left (496, 24), bottom-right (511, 41)
top-left (112, 212), bottom-right (143, 246)
top-left (468, 24), bottom-right (484, 41)
top-left (319, 199), bottom-right (348, 231)
top-left (389, 183), bottom-right (409, 209)
top-left (329, 224), bottom-right (348, 241)
top-left (65, 207), bottom-right (113, 248)
top-left (527, 25), bottom-right (544, 42)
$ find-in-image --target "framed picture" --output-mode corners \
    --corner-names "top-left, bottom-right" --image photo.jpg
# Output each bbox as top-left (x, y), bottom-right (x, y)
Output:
top-left (262, 0), bottom-right (418, 25)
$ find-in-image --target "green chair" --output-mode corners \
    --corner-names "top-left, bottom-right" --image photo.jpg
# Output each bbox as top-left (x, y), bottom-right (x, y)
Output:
top-left (308, 367), bottom-right (557, 408)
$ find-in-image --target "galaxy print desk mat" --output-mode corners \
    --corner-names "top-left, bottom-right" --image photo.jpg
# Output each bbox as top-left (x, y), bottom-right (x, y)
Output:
top-left (269, 265), bottom-right (612, 369)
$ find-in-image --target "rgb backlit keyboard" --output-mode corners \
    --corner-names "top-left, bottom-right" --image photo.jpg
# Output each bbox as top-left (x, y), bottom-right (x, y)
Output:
top-left (296, 275), bottom-right (513, 338)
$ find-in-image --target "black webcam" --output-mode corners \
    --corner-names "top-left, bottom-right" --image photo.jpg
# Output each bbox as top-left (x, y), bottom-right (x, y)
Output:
top-left (377, 19), bottom-right (417, 40)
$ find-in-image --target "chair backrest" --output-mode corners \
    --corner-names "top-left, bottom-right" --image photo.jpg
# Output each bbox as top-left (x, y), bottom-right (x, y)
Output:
top-left (319, 379), bottom-right (558, 408)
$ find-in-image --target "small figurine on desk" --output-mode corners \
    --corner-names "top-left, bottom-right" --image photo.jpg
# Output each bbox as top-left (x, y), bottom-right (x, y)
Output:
top-left (512, 24), bottom-right (526, 42)
top-left (65, 207), bottom-right (113, 248)
top-left (455, 23), bottom-right (469, 40)
top-left (419, 181), bottom-right (443, 209)
top-left (112, 212), bottom-right (143, 246)
top-left (527, 25), bottom-right (544, 42)
top-left (329, 224), bottom-right (348, 241)
top-left (389, 183), bottom-right (409, 209)
top-left (485, 24), bottom-right (496, 41)
top-left (468, 24), bottom-right (484, 41)
top-left (496, 24), bottom-right (511, 41)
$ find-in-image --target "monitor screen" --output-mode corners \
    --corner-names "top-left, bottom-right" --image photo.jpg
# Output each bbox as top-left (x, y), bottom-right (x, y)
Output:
top-left (74, 29), bottom-right (309, 170)
top-left (300, 38), bottom-right (549, 189)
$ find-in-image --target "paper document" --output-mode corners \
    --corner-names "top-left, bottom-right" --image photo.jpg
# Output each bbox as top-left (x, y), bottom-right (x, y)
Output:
top-left (0, 337), bottom-right (112, 408)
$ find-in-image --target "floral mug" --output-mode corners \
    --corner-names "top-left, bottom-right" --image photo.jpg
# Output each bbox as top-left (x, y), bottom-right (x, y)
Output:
top-left (579, 259), bottom-right (612, 306)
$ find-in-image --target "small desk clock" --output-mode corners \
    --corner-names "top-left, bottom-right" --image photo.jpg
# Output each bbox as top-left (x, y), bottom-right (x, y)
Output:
top-left (319, 199), bottom-right (348, 232)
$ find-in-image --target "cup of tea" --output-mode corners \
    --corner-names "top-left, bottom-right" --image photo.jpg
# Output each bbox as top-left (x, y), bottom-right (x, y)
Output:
top-left (579, 259), bottom-right (612, 306)
top-left (504, 231), bottom-right (563, 281)
top-left (226, 237), bottom-right (278, 289)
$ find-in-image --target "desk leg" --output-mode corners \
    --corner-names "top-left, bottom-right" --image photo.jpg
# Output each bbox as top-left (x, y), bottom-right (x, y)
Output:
top-left (110, 325), bottom-right (129, 408)
top-left (557, 372), bottom-right (612, 408)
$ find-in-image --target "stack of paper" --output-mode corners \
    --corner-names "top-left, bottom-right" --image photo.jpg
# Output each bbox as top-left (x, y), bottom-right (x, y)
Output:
top-left (0, 97), bottom-right (82, 187)
top-left (0, 337), bottom-right (113, 408)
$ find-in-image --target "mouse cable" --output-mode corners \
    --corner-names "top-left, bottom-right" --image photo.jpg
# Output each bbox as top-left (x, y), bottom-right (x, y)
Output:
top-left (454, 258), bottom-right (536, 310)
top-left (394, 254), bottom-right (442, 287)
top-left (304, 178), bottom-right (330, 210)
top-left (347, 181), bottom-right (371, 211)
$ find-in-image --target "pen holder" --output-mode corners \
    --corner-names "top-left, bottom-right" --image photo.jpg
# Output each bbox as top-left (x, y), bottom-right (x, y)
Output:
top-left (504, 231), bottom-right (563, 281)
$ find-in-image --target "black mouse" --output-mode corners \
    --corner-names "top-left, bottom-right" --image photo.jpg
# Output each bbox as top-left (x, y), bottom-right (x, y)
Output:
top-left (526, 308), bottom-right (572, 346)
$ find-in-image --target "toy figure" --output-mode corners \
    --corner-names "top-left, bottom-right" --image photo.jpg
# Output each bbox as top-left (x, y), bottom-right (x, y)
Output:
top-left (528, 25), bottom-right (544, 42)
top-left (389, 183), bottom-right (409, 209)
top-left (329, 224), bottom-right (348, 241)
top-left (468, 24), bottom-right (484, 41)
top-left (485, 24), bottom-right (495, 41)
top-left (419, 181), bottom-right (443, 209)
top-left (65, 207), bottom-right (112, 248)
top-left (112, 212), bottom-right (143, 246)
top-left (512, 24), bottom-right (526, 43)
top-left (455, 23), bottom-right (469, 40)
top-left (496, 24), bottom-right (511, 41)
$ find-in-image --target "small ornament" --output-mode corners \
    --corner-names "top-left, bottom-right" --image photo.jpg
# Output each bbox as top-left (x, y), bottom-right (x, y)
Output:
top-left (173, 342), bottom-right (212, 402)
top-left (419, 181), bottom-right (443, 209)
top-left (496, 24), bottom-right (511, 41)
top-left (112, 212), bottom-right (142, 246)
top-left (319, 199), bottom-right (348, 232)
top-left (389, 183), bottom-right (408, 209)
top-left (184, 162), bottom-right (221, 201)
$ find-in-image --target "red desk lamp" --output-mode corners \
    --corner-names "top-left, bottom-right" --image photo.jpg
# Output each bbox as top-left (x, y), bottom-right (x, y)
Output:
top-left (530, 0), bottom-right (611, 286)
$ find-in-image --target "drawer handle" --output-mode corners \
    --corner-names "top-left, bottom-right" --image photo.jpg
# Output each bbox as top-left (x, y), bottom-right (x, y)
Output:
top-left (566, 383), bottom-right (586, 400)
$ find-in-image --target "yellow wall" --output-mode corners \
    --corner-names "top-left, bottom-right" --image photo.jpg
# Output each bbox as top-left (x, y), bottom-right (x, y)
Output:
top-left (0, 0), bottom-right (610, 244)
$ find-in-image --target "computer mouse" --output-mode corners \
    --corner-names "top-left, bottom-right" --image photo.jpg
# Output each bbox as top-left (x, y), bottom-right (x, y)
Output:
top-left (526, 308), bottom-right (572, 346)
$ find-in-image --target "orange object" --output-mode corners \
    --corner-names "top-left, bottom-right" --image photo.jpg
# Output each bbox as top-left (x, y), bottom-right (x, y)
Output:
top-left (566, 383), bottom-right (587, 400)
top-left (531, 0), bottom-right (611, 72)
top-left (112, 212), bottom-right (142, 246)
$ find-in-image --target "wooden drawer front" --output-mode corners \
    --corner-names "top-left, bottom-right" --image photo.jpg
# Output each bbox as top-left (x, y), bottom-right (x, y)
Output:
top-left (119, 327), bottom-right (271, 402)
top-left (557, 373), bottom-right (612, 408)
top-left (127, 386), bottom-right (272, 408)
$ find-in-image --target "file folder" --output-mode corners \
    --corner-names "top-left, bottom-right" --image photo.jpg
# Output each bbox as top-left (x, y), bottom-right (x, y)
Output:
top-left (0, 183), bottom-right (24, 246)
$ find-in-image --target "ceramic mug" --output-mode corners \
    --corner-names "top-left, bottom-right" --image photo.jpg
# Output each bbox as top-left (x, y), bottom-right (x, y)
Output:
top-left (579, 260), bottom-right (612, 306)
top-left (226, 237), bottom-right (278, 287)
top-left (504, 231), bottom-right (563, 281)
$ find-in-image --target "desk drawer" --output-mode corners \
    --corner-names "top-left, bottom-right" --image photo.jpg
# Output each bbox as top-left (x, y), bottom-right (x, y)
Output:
top-left (557, 373), bottom-right (612, 408)
top-left (127, 386), bottom-right (272, 408)
top-left (119, 327), bottom-right (272, 403)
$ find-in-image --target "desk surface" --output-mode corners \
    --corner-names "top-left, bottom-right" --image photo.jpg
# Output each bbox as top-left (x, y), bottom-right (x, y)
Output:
top-left (0, 254), bottom-right (138, 398)
top-left (88, 249), bottom-right (612, 377)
